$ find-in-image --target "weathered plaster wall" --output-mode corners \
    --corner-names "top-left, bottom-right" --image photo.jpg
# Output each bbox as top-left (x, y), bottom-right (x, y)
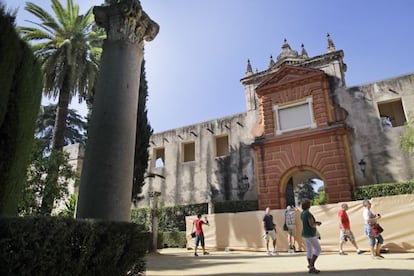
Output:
top-left (140, 111), bottom-right (258, 208)
top-left (337, 74), bottom-right (414, 185)
top-left (64, 143), bottom-right (84, 195)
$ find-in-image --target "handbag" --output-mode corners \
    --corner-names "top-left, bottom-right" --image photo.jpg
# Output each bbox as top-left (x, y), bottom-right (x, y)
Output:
top-left (370, 223), bottom-right (384, 237)
top-left (283, 210), bottom-right (289, 231)
top-left (190, 220), bottom-right (196, 238)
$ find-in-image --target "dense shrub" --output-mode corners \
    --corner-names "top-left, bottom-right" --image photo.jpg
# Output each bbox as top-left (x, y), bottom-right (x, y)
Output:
top-left (354, 181), bottom-right (414, 200)
top-left (131, 203), bottom-right (210, 249)
top-left (0, 217), bottom-right (148, 276)
top-left (213, 200), bottom-right (258, 213)
top-left (130, 200), bottom-right (258, 249)
top-left (157, 231), bottom-right (187, 248)
top-left (131, 202), bottom-right (208, 232)
top-left (0, 10), bottom-right (42, 215)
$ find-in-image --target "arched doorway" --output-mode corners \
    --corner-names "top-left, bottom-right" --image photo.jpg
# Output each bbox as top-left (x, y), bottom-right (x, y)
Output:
top-left (281, 169), bottom-right (325, 208)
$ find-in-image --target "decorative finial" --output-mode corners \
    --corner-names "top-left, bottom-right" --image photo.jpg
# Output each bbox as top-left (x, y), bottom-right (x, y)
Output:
top-left (246, 59), bottom-right (253, 75)
top-left (301, 43), bottom-right (309, 59)
top-left (268, 55), bottom-right (275, 68)
top-left (327, 33), bottom-right (336, 53)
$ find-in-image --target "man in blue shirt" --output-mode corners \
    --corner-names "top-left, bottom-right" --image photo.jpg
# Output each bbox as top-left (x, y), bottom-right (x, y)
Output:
top-left (263, 207), bottom-right (277, 255)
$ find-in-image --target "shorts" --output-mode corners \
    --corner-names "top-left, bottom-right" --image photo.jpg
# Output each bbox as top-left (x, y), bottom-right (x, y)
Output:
top-left (263, 229), bottom-right (276, 240)
top-left (287, 225), bottom-right (296, 236)
top-left (368, 235), bottom-right (384, 247)
top-left (195, 233), bottom-right (205, 247)
top-left (339, 229), bottom-right (356, 243)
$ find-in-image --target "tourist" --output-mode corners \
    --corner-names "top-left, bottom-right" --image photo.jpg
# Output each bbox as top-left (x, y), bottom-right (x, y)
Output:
top-left (285, 205), bottom-right (297, 252)
top-left (301, 199), bottom-right (322, 274)
top-left (338, 203), bottom-right (363, 255)
top-left (262, 207), bottom-right (277, 256)
top-left (362, 200), bottom-right (384, 259)
top-left (193, 214), bottom-right (209, 256)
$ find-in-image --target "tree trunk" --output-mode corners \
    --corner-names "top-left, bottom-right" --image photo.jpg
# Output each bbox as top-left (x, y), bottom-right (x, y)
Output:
top-left (40, 76), bottom-right (71, 214)
top-left (51, 80), bottom-right (71, 151)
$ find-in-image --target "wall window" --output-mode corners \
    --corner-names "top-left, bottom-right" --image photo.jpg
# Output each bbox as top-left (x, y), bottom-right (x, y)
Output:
top-left (274, 97), bottom-right (316, 135)
top-left (215, 135), bottom-right (229, 157)
top-left (377, 98), bottom-right (406, 128)
top-left (182, 142), bottom-right (195, 162)
top-left (153, 148), bottom-right (165, 168)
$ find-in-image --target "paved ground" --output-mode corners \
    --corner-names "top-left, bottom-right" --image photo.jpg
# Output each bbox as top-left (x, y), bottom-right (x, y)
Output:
top-left (145, 248), bottom-right (414, 275)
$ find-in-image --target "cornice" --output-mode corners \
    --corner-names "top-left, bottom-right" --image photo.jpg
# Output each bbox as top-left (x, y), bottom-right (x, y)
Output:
top-left (252, 123), bottom-right (350, 148)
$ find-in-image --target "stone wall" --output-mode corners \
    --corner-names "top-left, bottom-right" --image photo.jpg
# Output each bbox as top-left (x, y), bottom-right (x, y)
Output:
top-left (140, 110), bottom-right (258, 208)
top-left (338, 73), bottom-right (414, 185)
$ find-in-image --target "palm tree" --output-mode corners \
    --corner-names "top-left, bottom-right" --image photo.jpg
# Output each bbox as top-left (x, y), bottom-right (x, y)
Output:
top-left (19, 0), bottom-right (103, 151)
top-left (19, 0), bottom-right (104, 214)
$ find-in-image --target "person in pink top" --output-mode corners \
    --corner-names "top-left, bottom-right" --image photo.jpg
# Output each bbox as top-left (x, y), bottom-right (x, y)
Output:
top-left (338, 203), bottom-right (363, 255)
top-left (193, 214), bottom-right (209, 256)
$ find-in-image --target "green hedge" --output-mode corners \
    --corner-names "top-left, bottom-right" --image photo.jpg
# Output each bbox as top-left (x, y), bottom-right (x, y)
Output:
top-left (354, 181), bottom-right (414, 200)
top-left (0, 11), bottom-right (43, 215)
top-left (130, 200), bottom-right (258, 249)
top-left (157, 231), bottom-right (187, 248)
top-left (131, 200), bottom-right (259, 233)
top-left (0, 217), bottom-right (148, 276)
top-left (131, 203), bottom-right (208, 232)
top-left (214, 200), bottom-right (258, 213)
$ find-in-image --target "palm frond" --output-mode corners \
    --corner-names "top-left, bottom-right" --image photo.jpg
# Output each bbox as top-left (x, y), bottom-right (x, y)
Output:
top-left (18, 26), bottom-right (51, 41)
top-left (50, 0), bottom-right (66, 26)
top-left (25, 2), bottom-right (57, 25)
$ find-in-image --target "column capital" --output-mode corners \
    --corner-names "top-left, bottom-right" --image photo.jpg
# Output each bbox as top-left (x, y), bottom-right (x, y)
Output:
top-left (94, 0), bottom-right (159, 44)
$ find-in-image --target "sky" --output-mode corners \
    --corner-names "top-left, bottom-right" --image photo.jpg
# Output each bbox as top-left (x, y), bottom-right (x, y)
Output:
top-left (7, 0), bottom-right (414, 133)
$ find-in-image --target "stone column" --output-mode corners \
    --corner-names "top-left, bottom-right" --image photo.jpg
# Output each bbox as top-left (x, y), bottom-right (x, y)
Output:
top-left (149, 191), bottom-right (161, 252)
top-left (76, 0), bottom-right (159, 221)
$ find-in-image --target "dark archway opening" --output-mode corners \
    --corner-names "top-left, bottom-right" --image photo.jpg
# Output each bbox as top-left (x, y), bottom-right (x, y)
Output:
top-left (285, 170), bottom-right (325, 207)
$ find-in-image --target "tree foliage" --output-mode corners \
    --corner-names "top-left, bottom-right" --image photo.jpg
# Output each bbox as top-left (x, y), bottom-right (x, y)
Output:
top-left (36, 104), bottom-right (87, 155)
top-left (312, 189), bottom-right (326, 205)
top-left (56, 193), bottom-right (77, 217)
top-left (294, 179), bottom-right (317, 204)
top-left (19, 106), bottom-right (86, 216)
top-left (18, 0), bottom-right (103, 151)
top-left (399, 113), bottom-right (414, 153)
top-left (19, 145), bottom-right (77, 216)
top-left (132, 60), bottom-right (153, 204)
top-left (18, 0), bottom-right (103, 214)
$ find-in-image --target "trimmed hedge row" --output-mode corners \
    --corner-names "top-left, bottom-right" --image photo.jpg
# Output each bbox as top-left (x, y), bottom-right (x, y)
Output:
top-left (0, 217), bottom-right (148, 276)
top-left (157, 231), bottom-right (187, 248)
top-left (131, 203), bottom-right (208, 232)
top-left (130, 200), bottom-right (259, 249)
top-left (0, 11), bottom-right (43, 216)
top-left (354, 181), bottom-right (414, 200)
top-left (131, 200), bottom-right (259, 233)
top-left (214, 200), bottom-right (258, 213)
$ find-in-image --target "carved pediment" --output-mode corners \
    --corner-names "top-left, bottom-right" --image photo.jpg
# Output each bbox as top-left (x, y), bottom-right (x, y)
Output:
top-left (256, 65), bottom-right (324, 95)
